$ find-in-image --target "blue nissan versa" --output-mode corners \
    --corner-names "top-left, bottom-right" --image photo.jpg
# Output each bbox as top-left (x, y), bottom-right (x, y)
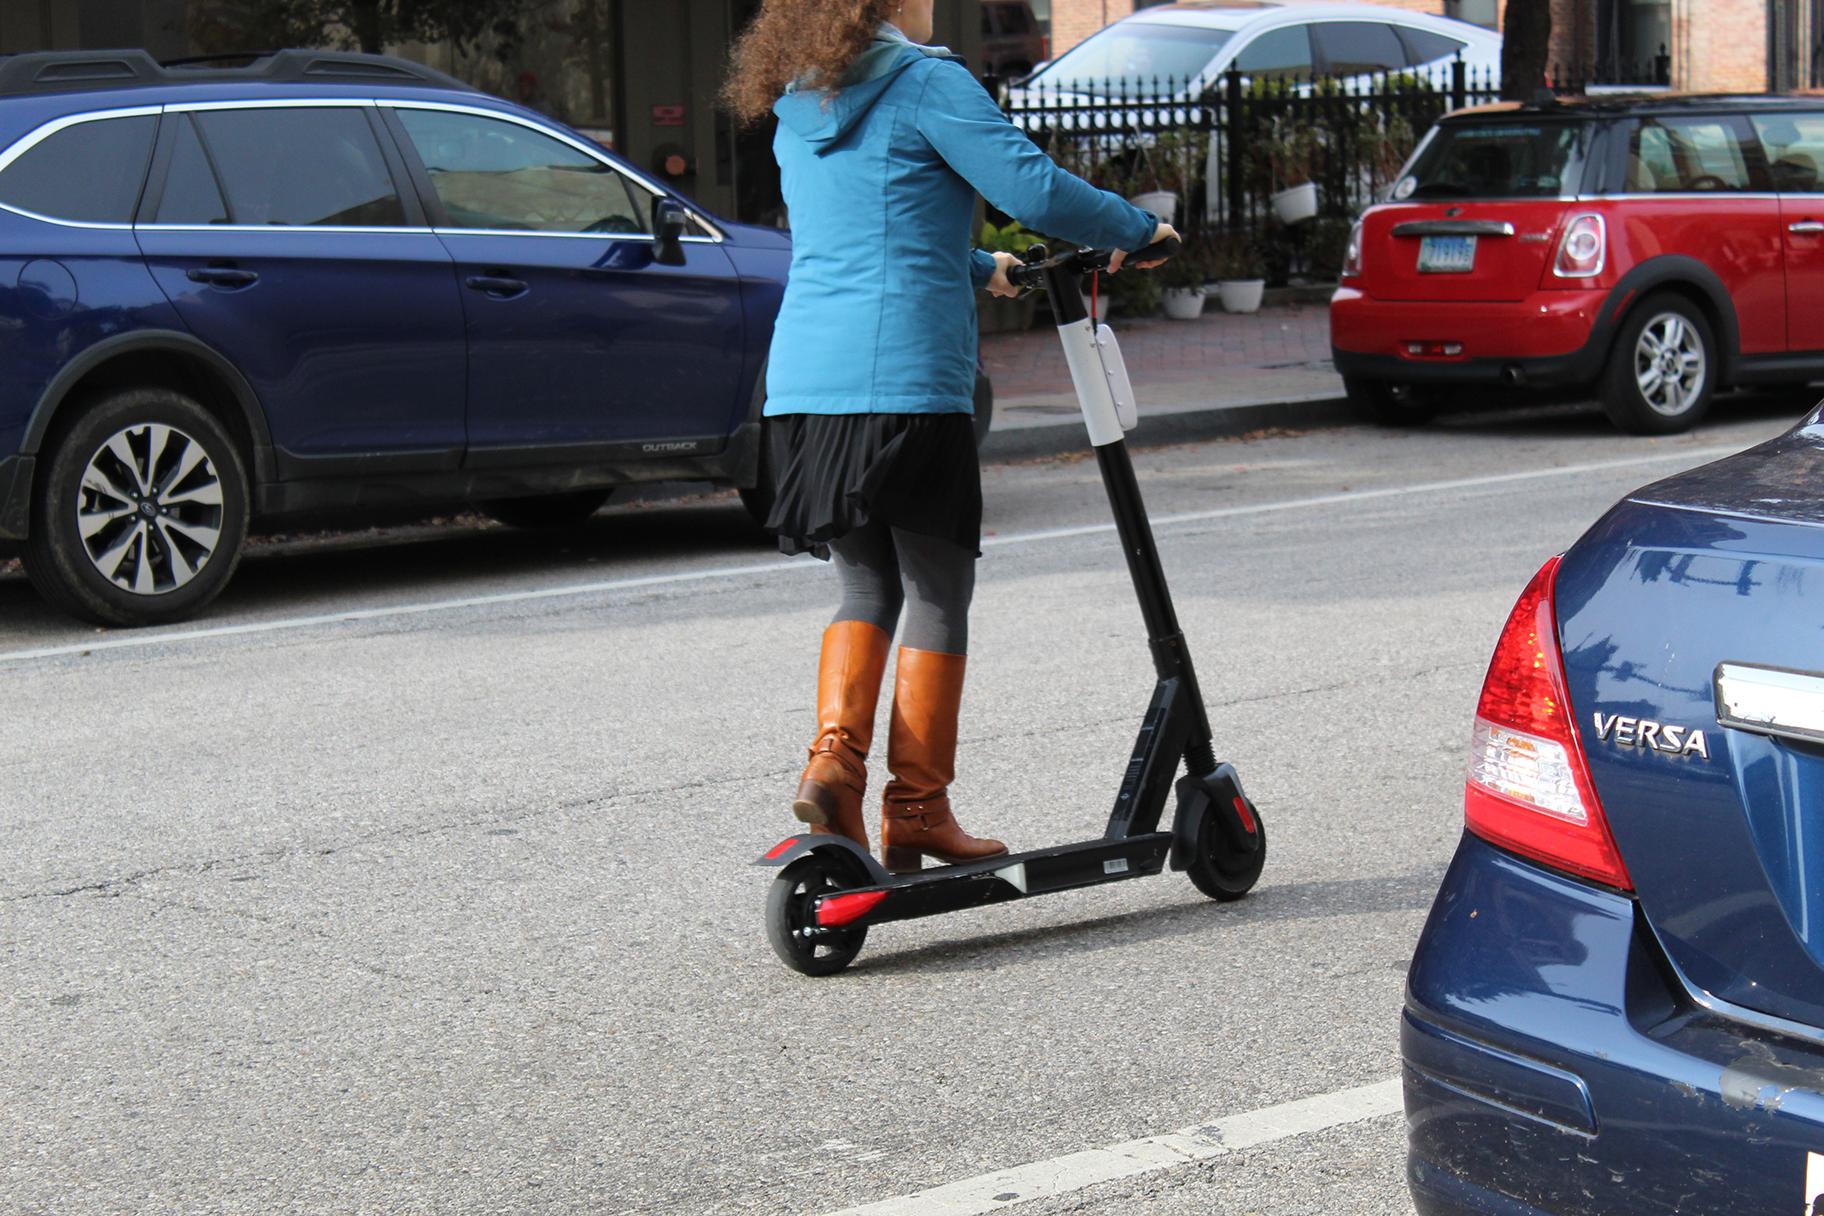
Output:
top-left (1406, 405), bottom-right (1824, 1213)
top-left (0, 49), bottom-right (990, 627)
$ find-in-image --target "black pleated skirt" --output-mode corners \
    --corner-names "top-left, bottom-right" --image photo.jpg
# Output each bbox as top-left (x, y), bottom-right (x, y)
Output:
top-left (763, 412), bottom-right (982, 559)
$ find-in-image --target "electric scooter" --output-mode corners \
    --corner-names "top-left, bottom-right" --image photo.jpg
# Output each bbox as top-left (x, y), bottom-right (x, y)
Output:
top-left (756, 238), bottom-right (1265, 976)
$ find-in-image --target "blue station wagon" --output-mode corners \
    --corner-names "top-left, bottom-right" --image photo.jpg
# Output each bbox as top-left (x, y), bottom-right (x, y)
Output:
top-left (0, 49), bottom-right (991, 627)
top-left (1406, 405), bottom-right (1824, 1214)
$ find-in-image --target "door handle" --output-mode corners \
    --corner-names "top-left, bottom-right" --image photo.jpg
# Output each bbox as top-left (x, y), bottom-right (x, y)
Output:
top-left (1789, 220), bottom-right (1824, 235)
top-left (464, 274), bottom-right (528, 298)
top-left (186, 266), bottom-right (259, 288)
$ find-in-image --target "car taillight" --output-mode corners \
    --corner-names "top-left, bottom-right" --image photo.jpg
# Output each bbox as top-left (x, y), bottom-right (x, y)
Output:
top-left (1342, 219), bottom-right (1364, 278)
top-left (1552, 213), bottom-right (1606, 278)
top-left (1464, 556), bottom-right (1633, 890)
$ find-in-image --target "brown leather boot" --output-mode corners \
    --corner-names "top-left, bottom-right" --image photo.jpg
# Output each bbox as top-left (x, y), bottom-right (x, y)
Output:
top-left (794, 621), bottom-right (891, 849)
top-left (880, 647), bottom-right (1007, 873)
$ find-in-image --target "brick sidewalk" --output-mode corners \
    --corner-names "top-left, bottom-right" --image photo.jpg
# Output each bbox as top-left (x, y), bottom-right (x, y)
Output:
top-left (981, 301), bottom-right (1334, 404)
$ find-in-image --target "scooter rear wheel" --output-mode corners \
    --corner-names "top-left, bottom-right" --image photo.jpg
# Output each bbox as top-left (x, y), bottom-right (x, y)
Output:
top-left (1187, 808), bottom-right (1266, 902)
top-left (765, 852), bottom-right (869, 975)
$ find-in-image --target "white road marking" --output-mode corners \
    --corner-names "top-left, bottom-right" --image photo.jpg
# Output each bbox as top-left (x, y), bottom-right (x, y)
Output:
top-left (820, 1077), bottom-right (1403, 1216)
top-left (0, 444), bottom-right (1738, 666)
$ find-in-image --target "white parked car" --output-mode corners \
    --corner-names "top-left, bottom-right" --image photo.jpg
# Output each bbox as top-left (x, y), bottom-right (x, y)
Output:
top-left (1013, 2), bottom-right (1500, 100)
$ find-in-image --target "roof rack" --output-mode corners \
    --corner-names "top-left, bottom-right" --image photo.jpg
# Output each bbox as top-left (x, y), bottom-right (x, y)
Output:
top-left (0, 48), bottom-right (473, 97)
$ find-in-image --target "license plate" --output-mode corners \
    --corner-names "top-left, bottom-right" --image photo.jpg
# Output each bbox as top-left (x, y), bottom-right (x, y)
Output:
top-left (1418, 235), bottom-right (1477, 274)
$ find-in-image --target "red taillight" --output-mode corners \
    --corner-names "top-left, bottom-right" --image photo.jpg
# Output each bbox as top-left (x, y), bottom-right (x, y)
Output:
top-left (817, 889), bottom-right (887, 927)
top-left (1464, 556), bottom-right (1633, 890)
top-left (1552, 213), bottom-right (1606, 279)
top-left (1341, 219), bottom-right (1364, 278)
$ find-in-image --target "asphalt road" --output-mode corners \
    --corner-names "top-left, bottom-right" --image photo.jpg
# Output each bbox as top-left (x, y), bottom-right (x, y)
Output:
top-left (0, 395), bottom-right (1807, 1215)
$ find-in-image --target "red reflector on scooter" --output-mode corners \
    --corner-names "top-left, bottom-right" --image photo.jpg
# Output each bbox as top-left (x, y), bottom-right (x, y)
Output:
top-left (817, 890), bottom-right (888, 927)
top-left (1231, 796), bottom-right (1258, 835)
top-left (764, 839), bottom-right (798, 860)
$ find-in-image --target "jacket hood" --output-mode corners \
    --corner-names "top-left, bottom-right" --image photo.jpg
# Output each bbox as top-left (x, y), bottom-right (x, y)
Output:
top-left (774, 26), bottom-right (961, 155)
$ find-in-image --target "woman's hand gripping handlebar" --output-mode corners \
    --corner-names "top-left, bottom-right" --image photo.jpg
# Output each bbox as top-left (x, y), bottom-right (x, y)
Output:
top-left (1002, 228), bottom-right (1184, 296)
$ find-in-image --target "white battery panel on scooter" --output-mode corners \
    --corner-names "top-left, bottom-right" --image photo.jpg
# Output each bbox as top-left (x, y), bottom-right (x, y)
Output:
top-left (1094, 324), bottom-right (1138, 432)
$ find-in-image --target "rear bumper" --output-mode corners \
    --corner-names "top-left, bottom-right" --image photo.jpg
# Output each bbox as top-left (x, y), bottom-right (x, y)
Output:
top-left (1330, 286), bottom-right (1608, 387)
top-left (1405, 833), bottom-right (1824, 1216)
top-left (0, 453), bottom-right (32, 540)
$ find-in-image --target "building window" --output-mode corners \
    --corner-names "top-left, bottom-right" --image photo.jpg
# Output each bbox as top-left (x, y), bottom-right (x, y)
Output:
top-left (1596, 0), bottom-right (1672, 84)
top-left (1443, 0), bottom-right (1498, 30)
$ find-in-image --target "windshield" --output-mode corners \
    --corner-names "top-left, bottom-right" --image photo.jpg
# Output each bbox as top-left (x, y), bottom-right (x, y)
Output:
top-left (1395, 120), bottom-right (1586, 200)
top-left (1027, 23), bottom-right (1234, 96)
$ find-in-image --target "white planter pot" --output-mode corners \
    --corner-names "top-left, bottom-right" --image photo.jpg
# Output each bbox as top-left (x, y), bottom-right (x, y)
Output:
top-left (1129, 190), bottom-right (1179, 223)
top-left (1270, 181), bottom-right (1319, 225)
top-left (1162, 287), bottom-right (1207, 321)
top-left (1217, 279), bottom-right (1265, 314)
top-left (1079, 292), bottom-right (1111, 322)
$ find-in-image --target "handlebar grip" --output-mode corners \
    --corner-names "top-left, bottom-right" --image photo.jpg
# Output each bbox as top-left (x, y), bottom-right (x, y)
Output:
top-left (1127, 235), bottom-right (1182, 263)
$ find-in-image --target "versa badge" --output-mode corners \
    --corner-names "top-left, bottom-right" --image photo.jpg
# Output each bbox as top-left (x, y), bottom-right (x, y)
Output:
top-left (1592, 713), bottom-right (1709, 759)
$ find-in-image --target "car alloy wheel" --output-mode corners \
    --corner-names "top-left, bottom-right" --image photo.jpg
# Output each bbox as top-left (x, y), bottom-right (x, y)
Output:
top-left (1632, 312), bottom-right (1707, 418)
top-left (76, 422), bottom-right (225, 595)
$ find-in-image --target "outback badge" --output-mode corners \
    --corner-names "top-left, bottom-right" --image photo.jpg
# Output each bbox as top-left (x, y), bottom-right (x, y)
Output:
top-left (1592, 712), bottom-right (1709, 759)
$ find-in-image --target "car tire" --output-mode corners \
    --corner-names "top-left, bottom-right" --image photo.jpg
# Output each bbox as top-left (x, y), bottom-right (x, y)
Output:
top-left (24, 387), bottom-right (249, 627)
top-left (1343, 376), bottom-right (1435, 427)
top-left (482, 489), bottom-right (613, 529)
top-left (1601, 293), bottom-right (1715, 435)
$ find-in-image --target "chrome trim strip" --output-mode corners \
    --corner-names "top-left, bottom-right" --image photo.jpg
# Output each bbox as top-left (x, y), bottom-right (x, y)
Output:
top-left (1391, 219), bottom-right (1515, 238)
top-left (1644, 915), bottom-right (1824, 1052)
top-left (375, 98), bottom-right (726, 242)
top-left (0, 200), bottom-right (134, 230)
top-left (135, 223), bottom-right (434, 234)
top-left (1715, 662), bottom-right (1824, 746)
top-left (1581, 192), bottom-right (1783, 201)
top-left (428, 226), bottom-right (718, 243)
top-left (0, 104), bottom-right (162, 175)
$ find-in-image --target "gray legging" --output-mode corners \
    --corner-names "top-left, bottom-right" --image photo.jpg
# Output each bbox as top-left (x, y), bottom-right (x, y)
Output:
top-left (829, 522), bottom-right (976, 654)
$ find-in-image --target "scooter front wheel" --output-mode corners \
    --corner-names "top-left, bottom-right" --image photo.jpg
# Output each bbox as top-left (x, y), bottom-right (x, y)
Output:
top-left (765, 852), bottom-right (869, 975)
top-left (1186, 807), bottom-right (1266, 902)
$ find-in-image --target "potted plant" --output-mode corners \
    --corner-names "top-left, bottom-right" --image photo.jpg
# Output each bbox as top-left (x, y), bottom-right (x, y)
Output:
top-left (974, 220), bottom-right (1045, 334)
top-left (1160, 241), bottom-right (1209, 321)
top-left (1263, 119), bottom-right (1322, 226)
top-left (1211, 235), bottom-right (1266, 314)
top-left (1127, 131), bottom-right (1193, 226)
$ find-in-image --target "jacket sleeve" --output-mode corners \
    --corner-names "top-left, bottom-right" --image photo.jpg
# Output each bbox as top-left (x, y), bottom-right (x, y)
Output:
top-left (970, 247), bottom-right (998, 290)
top-left (916, 59), bottom-right (1160, 253)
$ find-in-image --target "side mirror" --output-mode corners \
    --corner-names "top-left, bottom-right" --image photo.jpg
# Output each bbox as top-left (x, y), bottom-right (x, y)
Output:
top-left (654, 198), bottom-right (688, 265)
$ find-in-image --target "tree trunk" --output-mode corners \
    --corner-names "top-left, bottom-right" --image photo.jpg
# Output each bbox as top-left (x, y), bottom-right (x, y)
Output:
top-left (350, 0), bottom-right (383, 53)
top-left (1500, 0), bottom-right (1552, 101)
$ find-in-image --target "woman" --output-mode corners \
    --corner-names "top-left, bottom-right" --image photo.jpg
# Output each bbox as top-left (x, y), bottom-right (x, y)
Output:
top-left (725, 0), bottom-right (1174, 872)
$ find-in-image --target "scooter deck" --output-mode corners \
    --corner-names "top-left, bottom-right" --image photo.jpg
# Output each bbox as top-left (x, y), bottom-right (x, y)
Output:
top-left (822, 831), bottom-right (1174, 928)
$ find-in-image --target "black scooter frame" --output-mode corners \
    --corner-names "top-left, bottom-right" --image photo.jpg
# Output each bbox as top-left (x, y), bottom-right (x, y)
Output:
top-left (757, 241), bottom-right (1262, 942)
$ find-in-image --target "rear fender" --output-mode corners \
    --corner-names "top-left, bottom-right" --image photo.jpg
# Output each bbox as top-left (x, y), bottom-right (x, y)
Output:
top-left (754, 834), bottom-right (890, 885)
top-left (1596, 257), bottom-right (1741, 385)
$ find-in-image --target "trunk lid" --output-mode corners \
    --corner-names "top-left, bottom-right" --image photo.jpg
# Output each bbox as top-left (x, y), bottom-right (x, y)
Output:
top-left (1556, 414), bottom-right (1824, 1028)
top-left (1359, 115), bottom-right (1591, 303)
top-left (1358, 201), bottom-right (1566, 302)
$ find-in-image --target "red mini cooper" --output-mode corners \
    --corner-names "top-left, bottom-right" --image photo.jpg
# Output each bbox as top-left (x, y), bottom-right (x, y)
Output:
top-left (1332, 94), bottom-right (1824, 433)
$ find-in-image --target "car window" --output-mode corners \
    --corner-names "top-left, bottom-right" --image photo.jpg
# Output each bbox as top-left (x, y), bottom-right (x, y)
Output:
top-left (185, 107), bottom-right (406, 226)
top-left (0, 113), bottom-right (156, 223)
top-left (396, 108), bottom-right (650, 234)
top-left (1400, 120), bottom-right (1585, 199)
top-left (1311, 21), bottom-right (1407, 75)
top-left (1027, 23), bottom-right (1234, 95)
top-left (1233, 26), bottom-right (1313, 80)
top-left (1753, 113), bottom-right (1824, 192)
top-left (152, 113), bottom-right (229, 225)
top-left (1629, 117), bottom-right (1752, 192)
top-left (1397, 27), bottom-right (1467, 67)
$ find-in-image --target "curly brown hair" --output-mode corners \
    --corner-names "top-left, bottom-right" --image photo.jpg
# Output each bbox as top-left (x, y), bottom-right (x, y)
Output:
top-left (722, 0), bottom-right (897, 124)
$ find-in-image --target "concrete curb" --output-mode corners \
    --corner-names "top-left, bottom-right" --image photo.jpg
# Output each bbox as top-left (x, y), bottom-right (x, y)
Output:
top-left (979, 392), bottom-right (1355, 463)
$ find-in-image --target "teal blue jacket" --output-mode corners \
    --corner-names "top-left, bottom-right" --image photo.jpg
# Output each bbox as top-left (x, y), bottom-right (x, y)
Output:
top-left (764, 28), bottom-right (1159, 416)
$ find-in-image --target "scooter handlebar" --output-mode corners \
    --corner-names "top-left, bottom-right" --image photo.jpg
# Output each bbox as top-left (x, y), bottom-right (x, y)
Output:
top-left (1004, 236), bottom-right (1183, 293)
